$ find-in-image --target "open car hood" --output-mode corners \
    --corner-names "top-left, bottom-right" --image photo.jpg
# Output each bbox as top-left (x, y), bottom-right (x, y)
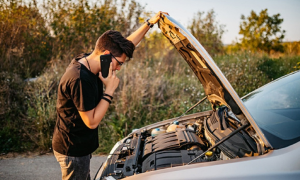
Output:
top-left (158, 14), bottom-right (271, 148)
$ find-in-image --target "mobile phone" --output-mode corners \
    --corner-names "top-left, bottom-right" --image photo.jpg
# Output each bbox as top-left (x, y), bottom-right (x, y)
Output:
top-left (100, 54), bottom-right (112, 78)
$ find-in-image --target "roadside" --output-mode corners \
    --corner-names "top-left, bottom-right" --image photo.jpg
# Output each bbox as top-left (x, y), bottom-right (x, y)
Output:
top-left (0, 152), bottom-right (107, 180)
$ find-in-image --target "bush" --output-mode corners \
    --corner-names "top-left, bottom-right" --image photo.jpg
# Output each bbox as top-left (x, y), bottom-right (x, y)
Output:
top-left (215, 52), bottom-right (270, 97)
top-left (23, 60), bottom-right (65, 152)
top-left (258, 55), bottom-right (300, 80)
top-left (0, 0), bottom-right (52, 78)
top-left (0, 71), bottom-right (27, 152)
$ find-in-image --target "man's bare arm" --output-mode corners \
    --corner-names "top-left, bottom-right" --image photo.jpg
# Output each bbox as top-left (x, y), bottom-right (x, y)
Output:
top-left (127, 11), bottom-right (168, 46)
top-left (78, 64), bottom-right (119, 129)
top-left (127, 23), bottom-right (151, 46)
top-left (78, 97), bottom-right (111, 129)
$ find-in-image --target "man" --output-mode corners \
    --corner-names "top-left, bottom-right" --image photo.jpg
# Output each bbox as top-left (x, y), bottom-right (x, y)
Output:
top-left (52, 12), bottom-right (166, 180)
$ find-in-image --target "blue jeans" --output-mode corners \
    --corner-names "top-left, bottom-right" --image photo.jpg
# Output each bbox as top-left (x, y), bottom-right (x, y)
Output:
top-left (54, 150), bottom-right (91, 180)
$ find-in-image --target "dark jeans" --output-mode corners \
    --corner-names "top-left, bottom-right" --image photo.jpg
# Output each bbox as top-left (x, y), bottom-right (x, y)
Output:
top-left (54, 150), bottom-right (91, 180)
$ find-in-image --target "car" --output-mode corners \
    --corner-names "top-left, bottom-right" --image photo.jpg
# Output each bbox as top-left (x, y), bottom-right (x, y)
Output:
top-left (95, 14), bottom-right (300, 180)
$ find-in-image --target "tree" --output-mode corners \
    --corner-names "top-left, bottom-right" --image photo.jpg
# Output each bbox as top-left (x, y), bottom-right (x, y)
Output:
top-left (45, 0), bottom-right (145, 58)
top-left (188, 9), bottom-right (225, 56)
top-left (239, 9), bottom-right (285, 53)
top-left (0, 0), bottom-right (52, 78)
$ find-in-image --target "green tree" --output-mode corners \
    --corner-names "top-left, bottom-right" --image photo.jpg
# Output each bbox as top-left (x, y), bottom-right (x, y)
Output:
top-left (0, 0), bottom-right (52, 78)
top-left (0, 0), bottom-right (53, 152)
top-left (239, 9), bottom-right (285, 53)
top-left (45, 0), bottom-right (145, 58)
top-left (188, 9), bottom-right (225, 56)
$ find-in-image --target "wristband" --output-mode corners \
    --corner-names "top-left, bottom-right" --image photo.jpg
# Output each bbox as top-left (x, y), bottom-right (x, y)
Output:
top-left (146, 19), bottom-right (154, 28)
top-left (102, 96), bottom-right (111, 104)
top-left (103, 93), bottom-right (113, 100)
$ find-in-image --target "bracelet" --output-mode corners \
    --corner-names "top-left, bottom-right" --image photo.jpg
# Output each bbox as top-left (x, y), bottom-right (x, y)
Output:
top-left (146, 19), bottom-right (154, 28)
top-left (102, 96), bottom-right (111, 104)
top-left (103, 93), bottom-right (113, 100)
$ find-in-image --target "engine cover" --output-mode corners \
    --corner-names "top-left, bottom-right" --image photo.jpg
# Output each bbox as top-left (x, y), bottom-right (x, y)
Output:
top-left (143, 129), bottom-right (206, 158)
top-left (142, 150), bottom-right (205, 172)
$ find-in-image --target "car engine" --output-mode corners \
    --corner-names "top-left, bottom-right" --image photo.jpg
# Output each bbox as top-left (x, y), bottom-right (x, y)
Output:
top-left (99, 107), bottom-right (259, 179)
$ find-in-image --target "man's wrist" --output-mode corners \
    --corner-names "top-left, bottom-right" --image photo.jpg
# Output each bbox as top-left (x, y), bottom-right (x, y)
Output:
top-left (146, 19), bottom-right (154, 28)
top-left (102, 96), bottom-right (111, 104)
top-left (103, 93), bottom-right (113, 100)
top-left (104, 91), bottom-right (113, 98)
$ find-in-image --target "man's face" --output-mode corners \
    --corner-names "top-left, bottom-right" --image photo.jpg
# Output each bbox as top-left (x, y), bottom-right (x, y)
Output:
top-left (111, 53), bottom-right (126, 71)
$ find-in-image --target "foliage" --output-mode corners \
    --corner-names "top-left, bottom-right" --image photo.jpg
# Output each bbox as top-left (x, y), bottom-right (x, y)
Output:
top-left (188, 9), bottom-right (225, 56)
top-left (24, 60), bottom-right (65, 152)
top-left (283, 41), bottom-right (300, 56)
top-left (0, 0), bottom-right (52, 78)
top-left (215, 53), bottom-right (269, 97)
top-left (0, 1), bottom-right (53, 152)
top-left (257, 55), bottom-right (300, 80)
top-left (45, 0), bottom-right (145, 58)
top-left (0, 70), bottom-right (28, 152)
top-left (294, 62), bottom-right (300, 71)
top-left (0, 126), bottom-right (23, 153)
top-left (238, 9), bottom-right (285, 54)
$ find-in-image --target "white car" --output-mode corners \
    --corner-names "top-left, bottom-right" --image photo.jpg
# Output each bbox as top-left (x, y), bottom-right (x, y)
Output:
top-left (95, 14), bottom-right (300, 180)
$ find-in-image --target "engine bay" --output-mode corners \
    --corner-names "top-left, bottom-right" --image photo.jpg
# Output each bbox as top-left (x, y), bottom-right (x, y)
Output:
top-left (99, 107), bottom-right (261, 180)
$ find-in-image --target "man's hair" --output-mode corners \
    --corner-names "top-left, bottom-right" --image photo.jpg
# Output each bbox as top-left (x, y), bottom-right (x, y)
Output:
top-left (95, 30), bottom-right (135, 59)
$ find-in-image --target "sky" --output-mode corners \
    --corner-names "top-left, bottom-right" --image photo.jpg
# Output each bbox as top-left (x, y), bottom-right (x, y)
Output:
top-left (136, 0), bottom-right (300, 44)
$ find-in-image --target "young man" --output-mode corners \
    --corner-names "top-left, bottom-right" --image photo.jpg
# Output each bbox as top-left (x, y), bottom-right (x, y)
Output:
top-left (52, 12), bottom-right (166, 180)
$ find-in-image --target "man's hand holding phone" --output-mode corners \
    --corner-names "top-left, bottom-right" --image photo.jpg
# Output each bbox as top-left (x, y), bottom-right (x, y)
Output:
top-left (99, 62), bottom-right (120, 96)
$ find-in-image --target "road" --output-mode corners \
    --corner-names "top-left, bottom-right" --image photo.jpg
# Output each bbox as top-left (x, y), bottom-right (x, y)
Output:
top-left (0, 153), bottom-right (107, 180)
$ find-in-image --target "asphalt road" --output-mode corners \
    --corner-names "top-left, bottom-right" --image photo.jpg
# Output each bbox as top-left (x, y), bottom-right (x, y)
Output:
top-left (0, 153), bottom-right (107, 180)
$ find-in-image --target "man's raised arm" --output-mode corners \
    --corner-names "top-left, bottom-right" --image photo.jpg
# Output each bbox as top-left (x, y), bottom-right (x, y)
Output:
top-left (127, 11), bottom-right (168, 46)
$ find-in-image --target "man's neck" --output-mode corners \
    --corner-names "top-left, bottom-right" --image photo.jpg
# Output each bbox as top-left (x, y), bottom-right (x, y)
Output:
top-left (85, 52), bottom-right (100, 75)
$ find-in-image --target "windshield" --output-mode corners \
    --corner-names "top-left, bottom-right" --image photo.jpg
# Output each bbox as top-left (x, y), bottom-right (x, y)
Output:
top-left (242, 71), bottom-right (300, 149)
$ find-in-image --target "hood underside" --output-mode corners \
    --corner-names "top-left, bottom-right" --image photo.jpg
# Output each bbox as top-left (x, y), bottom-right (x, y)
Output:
top-left (158, 14), bottom-right (271, 148)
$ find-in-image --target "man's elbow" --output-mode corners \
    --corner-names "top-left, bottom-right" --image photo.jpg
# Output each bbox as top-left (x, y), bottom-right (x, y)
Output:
top-left (86, 122), bottom-right (98, 129)
top-left (82, 117), bottom-right (98, 129)
top-left (78, 110), bottom-right (98, 129)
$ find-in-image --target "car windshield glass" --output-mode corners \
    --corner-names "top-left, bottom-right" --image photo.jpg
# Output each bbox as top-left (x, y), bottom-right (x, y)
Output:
top-left (242, 71), bottom-right (300, 149)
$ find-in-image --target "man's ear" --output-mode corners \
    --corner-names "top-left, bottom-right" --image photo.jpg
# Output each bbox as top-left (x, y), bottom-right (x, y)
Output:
top-left (103, 50), bottom-right (110, 55)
